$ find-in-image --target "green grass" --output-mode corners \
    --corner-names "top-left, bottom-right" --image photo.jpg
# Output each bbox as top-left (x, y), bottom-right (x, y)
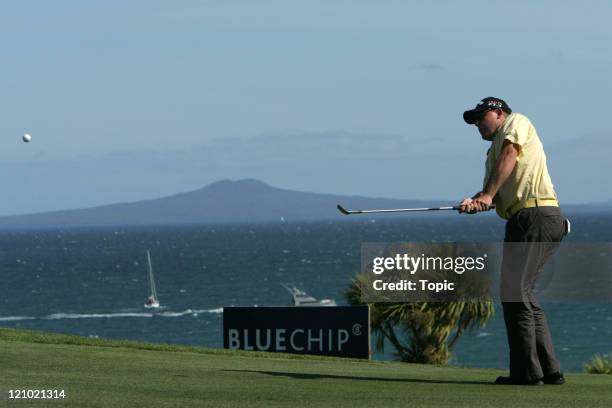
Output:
top-left (1, 328), bottom-right (611, 408)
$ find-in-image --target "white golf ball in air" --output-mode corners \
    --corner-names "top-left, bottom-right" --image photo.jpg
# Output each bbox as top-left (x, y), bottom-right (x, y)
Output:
top-left (22, 133), bottom-right (32, 143)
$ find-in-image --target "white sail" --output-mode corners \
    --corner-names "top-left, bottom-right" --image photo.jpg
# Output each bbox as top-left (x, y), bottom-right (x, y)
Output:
top-left (144, 250), bottom-right (160, 308)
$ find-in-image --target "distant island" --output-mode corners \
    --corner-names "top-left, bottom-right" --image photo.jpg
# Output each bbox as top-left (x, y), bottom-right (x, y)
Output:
top-left (0, 179), bottom-right (609, 229)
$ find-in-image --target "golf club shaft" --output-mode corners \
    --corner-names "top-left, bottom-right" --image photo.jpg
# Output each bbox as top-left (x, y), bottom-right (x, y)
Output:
top-left (336, 204), bottom-right (495, 215)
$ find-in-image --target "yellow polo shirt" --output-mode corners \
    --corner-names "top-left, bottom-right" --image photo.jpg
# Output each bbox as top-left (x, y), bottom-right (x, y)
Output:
top-left (484, 113), bottom-right (558, 219)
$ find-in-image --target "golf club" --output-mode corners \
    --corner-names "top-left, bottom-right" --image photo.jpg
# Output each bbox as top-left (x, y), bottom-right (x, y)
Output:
top-left (336, 204), bottom-right (495, 215)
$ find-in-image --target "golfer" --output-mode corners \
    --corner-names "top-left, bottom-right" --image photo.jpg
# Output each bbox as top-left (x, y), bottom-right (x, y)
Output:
top-left (458, 97), bottom-right (566, 386)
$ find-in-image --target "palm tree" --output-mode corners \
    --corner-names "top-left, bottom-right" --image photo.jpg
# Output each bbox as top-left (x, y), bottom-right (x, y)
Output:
top-left (347, 243), bottom-right (495, 364)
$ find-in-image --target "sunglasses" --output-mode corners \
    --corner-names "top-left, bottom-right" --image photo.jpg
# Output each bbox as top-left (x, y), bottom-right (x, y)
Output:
top-left (475, 108), bottom-right (500, 122)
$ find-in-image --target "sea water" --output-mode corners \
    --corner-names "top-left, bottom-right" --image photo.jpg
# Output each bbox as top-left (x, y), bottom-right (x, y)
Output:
top-left (1, 212), bottom-right (610, 372)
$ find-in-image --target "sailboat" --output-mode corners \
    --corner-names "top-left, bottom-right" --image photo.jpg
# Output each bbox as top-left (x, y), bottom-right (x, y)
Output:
top-left (144, 250), bottom-right (160, 309)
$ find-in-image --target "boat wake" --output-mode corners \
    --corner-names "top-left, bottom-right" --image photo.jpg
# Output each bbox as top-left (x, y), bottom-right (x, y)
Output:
top-left (0, 308), bottom-right (224, 322)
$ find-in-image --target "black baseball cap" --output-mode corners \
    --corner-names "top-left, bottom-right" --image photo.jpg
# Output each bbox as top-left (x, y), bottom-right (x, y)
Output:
top-left (463, 97), bottom-right (512, 124)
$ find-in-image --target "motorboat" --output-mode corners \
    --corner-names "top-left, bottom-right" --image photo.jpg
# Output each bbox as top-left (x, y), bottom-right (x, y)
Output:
top-left (281, 283), bottom-right (336, 307)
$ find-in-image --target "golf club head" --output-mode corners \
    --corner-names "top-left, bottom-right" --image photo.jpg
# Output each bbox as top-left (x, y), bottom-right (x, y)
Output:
top-left (337, 204), bottom-right (351, 215)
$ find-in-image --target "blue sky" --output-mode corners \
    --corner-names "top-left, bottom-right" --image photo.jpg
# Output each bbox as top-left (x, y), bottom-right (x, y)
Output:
top-left (1, 0), bottom-right (611, 215)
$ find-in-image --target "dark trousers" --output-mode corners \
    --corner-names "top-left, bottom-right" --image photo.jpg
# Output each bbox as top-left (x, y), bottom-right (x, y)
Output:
top-left (501, 206), bottom-right (566, 381)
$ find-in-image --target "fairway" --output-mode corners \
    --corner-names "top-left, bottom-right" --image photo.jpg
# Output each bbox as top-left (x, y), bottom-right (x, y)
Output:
top-left (1, 328), bottom-right (611, 408)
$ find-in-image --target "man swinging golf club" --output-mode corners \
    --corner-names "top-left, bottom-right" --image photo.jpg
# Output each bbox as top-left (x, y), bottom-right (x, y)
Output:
top-left (459, 97), bottom-right (566, 385)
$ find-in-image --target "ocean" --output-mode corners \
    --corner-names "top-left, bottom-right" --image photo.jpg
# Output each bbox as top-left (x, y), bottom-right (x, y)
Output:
top-left (1, 212), bottom-right (611, 372)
